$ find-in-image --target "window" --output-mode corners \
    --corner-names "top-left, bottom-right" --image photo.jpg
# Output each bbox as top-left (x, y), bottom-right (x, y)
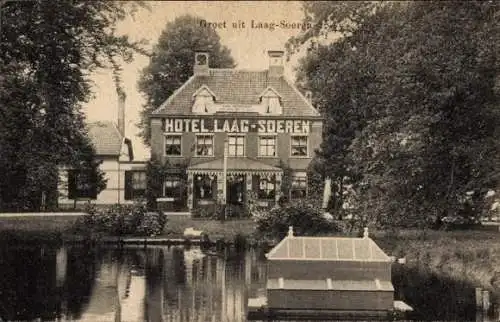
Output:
top-left (228, 135), bottom-right (245, 157)
top-left (290, 173), bottom-right (307, 199)
top-left (164, 177), bottom-right (181, 198)
top-left (195, 135), bottom-right (214, 156)
top-left (165, 135), bottom-right (181, 156)
top-left (68, 170), bottom-right (97, 199)
top-left (259, 135), bottom-right (276, 157)
top-left (290, 135), bottom-right (308, 157)
top-left (124, 171), bottom-right (146, 200)
top-left (257, 175), bottom-right (276, 199)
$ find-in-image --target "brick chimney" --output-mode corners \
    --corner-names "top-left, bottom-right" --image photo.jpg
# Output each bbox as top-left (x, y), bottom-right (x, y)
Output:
top-left (305, 91), bottom-right (312, 104)
top-left (193, 52), bottom-right (210, 76)
top-left (117, 88), bottom-right (126, 137)
top-left (268, 50), bottom-right (284, 77)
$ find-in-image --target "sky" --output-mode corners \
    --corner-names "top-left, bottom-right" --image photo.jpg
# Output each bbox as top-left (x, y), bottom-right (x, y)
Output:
top-left (83, 1), bottom-right (311, 161)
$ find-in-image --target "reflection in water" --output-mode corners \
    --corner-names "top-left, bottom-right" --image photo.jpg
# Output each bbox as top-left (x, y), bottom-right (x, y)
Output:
top-left (0, 243), bottom-right (497, 321)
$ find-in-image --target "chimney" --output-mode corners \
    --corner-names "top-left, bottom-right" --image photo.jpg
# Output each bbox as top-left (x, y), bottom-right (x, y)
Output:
top-left (117, 88), bottom-right (126, 137)
top-left (305, 91), bottom-right (312, 104)
top-left (193, 52), bottom-right (210, 76)
top-left (268, 50), bottom-right (284, 77)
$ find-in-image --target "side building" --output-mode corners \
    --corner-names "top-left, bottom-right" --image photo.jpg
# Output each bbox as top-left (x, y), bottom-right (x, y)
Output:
top-left (149, 50), bottom-right (323, 211)
top-left (57, 92), bottom-right (147, 208)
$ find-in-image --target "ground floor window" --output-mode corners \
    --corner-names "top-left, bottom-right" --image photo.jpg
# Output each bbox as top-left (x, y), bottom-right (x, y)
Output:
top-left (194, 175), bottom-right (217, 200)
top-left (164, 177), bottom-right (181, 198)
top-left (67, 169), bottom-right (97, 199)
top-left (254, 175), bottom-right (276, 199)
top-left (124, 171), bottom-right (146, 200)
top-left (290, 173), bottom-right (307, 199)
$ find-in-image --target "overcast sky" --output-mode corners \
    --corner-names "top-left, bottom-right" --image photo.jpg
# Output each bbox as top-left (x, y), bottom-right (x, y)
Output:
top-left (83, 1), bottom-right (311, 160)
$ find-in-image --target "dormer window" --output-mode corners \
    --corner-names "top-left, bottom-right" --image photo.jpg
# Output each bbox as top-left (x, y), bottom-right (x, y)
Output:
top-left (259, 87), bottom-right (282, 115)
top-left (192, 85), bottom-right (216, 114)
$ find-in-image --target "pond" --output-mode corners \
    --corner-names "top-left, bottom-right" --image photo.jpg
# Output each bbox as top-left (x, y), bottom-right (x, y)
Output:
top-left (0, 242), bottom-right (497, 321)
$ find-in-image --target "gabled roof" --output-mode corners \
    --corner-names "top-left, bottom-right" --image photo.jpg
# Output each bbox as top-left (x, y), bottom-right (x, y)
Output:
top-left (87, 121), bottom-right (133, 160)
top-left (259, 86), bottom-right (282, 98)
top-left (266, 230), bottom-right (391, 262)
top-left (152, 69), bottom-right (320, 117)
top-left (192, 84), bottom-right (217, 99)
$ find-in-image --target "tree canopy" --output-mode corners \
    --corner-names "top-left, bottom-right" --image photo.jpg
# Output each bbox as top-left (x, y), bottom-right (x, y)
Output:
top-left (295, 1), bottom-right (500, 227)
top-left (137, 14), bottom-right (235, 146)
top-left (0, 1), bottom-right (147, 210)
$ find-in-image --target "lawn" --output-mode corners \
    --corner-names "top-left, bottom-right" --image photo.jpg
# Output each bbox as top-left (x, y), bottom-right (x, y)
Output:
top-left (162, 215), bottom-right (257, 240)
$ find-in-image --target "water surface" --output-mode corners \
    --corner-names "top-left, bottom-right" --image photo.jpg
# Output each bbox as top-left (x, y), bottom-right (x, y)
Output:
top-left (0, 243), bottom-right (496, 321)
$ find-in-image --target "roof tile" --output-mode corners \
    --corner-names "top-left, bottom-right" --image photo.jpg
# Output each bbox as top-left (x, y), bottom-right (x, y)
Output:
top-left (87, 121), bottom-right (123, 156)
top-left (153, 69), bottom-right (320, 117)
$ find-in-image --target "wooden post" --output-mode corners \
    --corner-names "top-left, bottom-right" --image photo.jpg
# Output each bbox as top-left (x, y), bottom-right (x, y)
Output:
top-left (482, 290), bottom-right (490, 313)
top-left (476, 288), bottom-right (484, 308)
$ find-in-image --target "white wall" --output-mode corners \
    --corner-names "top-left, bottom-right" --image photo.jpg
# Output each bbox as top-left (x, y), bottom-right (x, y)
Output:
top-left (58, 158), bottom-right (146, 207)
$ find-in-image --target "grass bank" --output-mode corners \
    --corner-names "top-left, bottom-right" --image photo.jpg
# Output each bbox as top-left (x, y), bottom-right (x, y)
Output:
top-left (162, 216), bottom-right (256, 241)
top-left (0, 215), bottom-right (81, 243)
top-left (373, 229), bottom-right (500, 294)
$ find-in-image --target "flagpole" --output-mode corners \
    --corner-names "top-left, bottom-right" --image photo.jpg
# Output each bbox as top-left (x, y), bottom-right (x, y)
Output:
top-left (222, 138), bottom-right (228, 221)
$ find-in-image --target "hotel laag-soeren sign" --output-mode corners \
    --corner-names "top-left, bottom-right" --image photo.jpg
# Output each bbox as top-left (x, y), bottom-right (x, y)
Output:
top-left (163, 118), bottom-right (311, 134)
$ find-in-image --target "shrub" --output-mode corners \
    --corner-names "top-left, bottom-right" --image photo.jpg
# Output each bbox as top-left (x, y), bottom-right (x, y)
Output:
top-left (77, 202), bottom-right (167, 236)
top-left (254, 198), bottom-right (342, 240)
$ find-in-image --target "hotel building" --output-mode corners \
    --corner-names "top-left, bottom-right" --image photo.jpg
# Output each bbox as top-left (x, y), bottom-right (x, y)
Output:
top-left (149, 50), bottom-right (323, 211)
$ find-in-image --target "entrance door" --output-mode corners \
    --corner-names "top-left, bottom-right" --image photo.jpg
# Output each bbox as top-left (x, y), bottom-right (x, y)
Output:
top-left (227, 175), bottom-right (246, 205)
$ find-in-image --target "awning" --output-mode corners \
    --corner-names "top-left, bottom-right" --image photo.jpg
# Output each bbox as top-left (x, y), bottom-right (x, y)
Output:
top-left (187, 157), bottom-right (282, 176)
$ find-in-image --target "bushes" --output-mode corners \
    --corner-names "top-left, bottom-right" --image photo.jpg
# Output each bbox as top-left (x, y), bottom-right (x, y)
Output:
top-left (76, 202), bottom-right (167, 236)
top-left (254, 199), bottom-right (342, 240)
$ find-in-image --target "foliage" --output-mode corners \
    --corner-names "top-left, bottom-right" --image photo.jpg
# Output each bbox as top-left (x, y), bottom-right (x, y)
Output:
top-left (0, 1), bottom-right (148, 211)
top-left (77, 202), bottom-right (167, 236)
top-left (137, 14), bottom-right (235, 146)
top-left (254, 198), bottom-right (342, 240)
top-left (293, 1), bottom-right (500, 228)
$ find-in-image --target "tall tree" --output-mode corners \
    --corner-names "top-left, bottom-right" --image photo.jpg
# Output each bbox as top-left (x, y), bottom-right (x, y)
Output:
top-left (138, 14), bottom-right (235, 146)
top-left (293, 1), bottom-right (500, 227)
top-left (0, 1), bottom-right (148, 210)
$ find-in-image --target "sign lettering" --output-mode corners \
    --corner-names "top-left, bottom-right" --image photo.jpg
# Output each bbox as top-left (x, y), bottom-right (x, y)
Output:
top-left (163, 118), bottom-right (311, 134)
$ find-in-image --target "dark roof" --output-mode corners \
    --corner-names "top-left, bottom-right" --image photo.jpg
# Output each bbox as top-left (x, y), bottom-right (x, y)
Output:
top-left (266, 235), bottom-right (391, 262)
top-left (152, 69), bottom-right (320, 117)
top-left (87, 121), bottom-right (133, 160)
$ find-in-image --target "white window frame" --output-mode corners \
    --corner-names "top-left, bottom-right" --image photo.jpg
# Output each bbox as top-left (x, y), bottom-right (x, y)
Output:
top-left (227, 134), bottom-right (246, 157)
top-left (290, 172), bottom-right (308, 199)
top-left (194, 133), bottom-right (214, 157)
top-left (164, 133), bottom-right (182, 157)
top-left (258, 133), bottom-right (278, 157)
top-left (290, 134), bottom-right (309, 158)
top-left (163, 177), bottom-right (181, 198)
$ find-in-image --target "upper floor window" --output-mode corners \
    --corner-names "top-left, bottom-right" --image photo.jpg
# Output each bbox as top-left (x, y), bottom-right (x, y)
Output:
top-left (228, 135), bottom-right (245, 157)
top-left (124, 171), bottom-right (146, 200)
top-left (259, 135), bottom-right (276, 157)
top-left (192, 85), bottom-right (216, 114)
top-left (195, 135), bottom-right (214, 156)
top-left (290, 135), bottom-right (308, 157)
top-left (259, 87), bottom-right (282, 115)
top-left (165, 135), bottom-right (181, 156)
